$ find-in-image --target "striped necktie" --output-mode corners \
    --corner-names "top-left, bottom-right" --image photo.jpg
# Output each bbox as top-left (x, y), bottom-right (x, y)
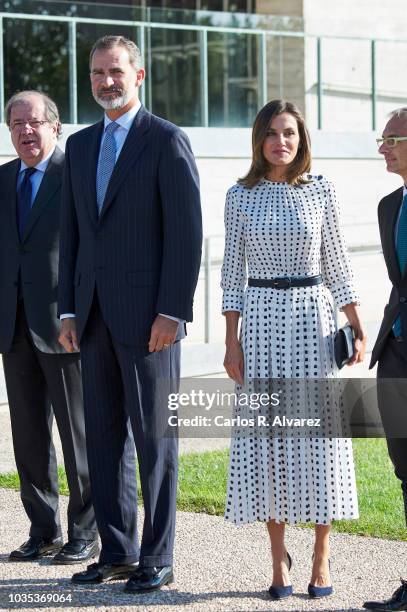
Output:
top-left (17, 167), bottom-right (37, 240)
top-left (96, 121), bottom-right (119, 215)
top-left (393, 193), bottom-right (407, 336)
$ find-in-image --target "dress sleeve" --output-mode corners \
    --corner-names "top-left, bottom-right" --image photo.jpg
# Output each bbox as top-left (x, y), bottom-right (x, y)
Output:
top-left (320, 180), bottom-right (360, 310)
top-left (221, 186), bottom-right (246, 314)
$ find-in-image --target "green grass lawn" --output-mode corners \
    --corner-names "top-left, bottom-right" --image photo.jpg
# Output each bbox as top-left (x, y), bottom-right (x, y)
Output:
top-left (335, 438), bottom-right (406, 540)
top-left (0, 439), bottom-right (405, 540)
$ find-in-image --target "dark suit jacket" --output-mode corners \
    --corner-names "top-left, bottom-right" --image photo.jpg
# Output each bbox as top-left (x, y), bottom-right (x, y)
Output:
top-left (58, 106), bottom-right (202, 346)
top-left (0, 146), bottom-right (66, 354)
top-left (370, 186), bottom-right (407, 367)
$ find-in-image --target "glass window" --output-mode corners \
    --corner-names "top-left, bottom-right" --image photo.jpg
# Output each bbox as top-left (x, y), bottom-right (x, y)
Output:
top-left (201, 0), bottom-right (224, 9)
top-left (76, 23), bottom-right (140, 124)
top-left (266, 35), bottom-right (306, 115)
top-left (303, 37), bottom-right (319, 130)
top-left (139, 1), bottom-right (254, 11)
top-left (3, 17), bottom-right (70, 122)
top-left (208, 31), bottom-right (260, 127)
top-left (228, 0), bottom-right (253, 11)
top-left (147, 27), bottom-right (201, 126)
top-left (147, 0), bottom-right (200, 8)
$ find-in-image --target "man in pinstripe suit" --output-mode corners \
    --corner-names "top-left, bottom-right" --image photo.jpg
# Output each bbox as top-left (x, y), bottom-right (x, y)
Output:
top-left (58, 35), bottom-right (202, 592)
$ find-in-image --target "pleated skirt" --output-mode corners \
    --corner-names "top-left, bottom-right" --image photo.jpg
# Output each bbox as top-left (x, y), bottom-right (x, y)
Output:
top-left (224, 285), bottom-right (359, 525)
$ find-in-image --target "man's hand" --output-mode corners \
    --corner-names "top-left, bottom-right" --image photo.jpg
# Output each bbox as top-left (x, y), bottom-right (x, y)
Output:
top-left (59, 318), bottom-right (79, 353)
top-left (148, 315), bottom-right (179, 352)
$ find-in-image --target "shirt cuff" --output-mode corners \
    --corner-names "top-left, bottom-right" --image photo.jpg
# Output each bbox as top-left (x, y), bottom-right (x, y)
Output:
top-left (60, 313), bottom-right (75, 319)
top-left (329, 284), bottom-right (360, 311)
top-left (159, 313), bottom-right (184, 324)
top-left (221, 289), bottom-right (244, 315)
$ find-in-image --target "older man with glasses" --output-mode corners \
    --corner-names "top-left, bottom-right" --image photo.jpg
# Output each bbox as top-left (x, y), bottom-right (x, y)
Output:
top-left (364, 108), bottom-right (407, 611)
top-left (0, 91), bottom-right (97, 565)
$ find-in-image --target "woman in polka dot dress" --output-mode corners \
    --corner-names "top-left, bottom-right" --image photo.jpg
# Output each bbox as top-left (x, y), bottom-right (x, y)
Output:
top-left (221, 100), bottom-right (366, 599)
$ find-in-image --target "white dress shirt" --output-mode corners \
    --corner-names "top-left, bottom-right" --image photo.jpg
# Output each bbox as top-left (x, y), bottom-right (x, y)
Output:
top-left (99, 100), bottom-right (142, 163)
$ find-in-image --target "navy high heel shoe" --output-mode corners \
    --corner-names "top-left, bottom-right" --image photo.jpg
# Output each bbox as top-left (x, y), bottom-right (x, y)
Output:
top-left (308, 558), bottom-right (333, 598)
top-left (269, 552), bottom-right (293, 600)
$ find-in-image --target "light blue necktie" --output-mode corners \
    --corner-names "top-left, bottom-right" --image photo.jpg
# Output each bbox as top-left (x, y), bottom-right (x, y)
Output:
top-left (96, 121), bottom-right (119, 215)
top-left (393, 194), bottom-right (407, 336)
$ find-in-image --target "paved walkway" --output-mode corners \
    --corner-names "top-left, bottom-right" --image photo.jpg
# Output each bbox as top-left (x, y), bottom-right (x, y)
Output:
top-left (0, 488), bottom-right (406, 612)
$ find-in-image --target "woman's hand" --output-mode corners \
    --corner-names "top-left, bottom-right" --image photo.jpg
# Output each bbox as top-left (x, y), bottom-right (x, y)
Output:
top-left (341, 302), bottom-right (367, 366)
top-left (347, 327), bottom-right (367, 366)
top-left (224, 339), bottom-right (244, 385)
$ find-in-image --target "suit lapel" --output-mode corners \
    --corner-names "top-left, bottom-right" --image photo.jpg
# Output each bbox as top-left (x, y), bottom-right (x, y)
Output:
top-left (99, 106), bottom-right (151, 221)
top-left (401, 193), bottom-right (407, 281)
top-left (382, 187), bottom-right (404, 283)
top-left (85, 121), bottom-right (104, 227)
top-left (21, 147), bottom-right (64, 242)
top-left (5, 160), bottom-right (20, 245)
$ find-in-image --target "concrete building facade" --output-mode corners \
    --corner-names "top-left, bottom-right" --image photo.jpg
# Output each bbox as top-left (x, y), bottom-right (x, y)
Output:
top-left (0, 0), bottom-right (406, 352)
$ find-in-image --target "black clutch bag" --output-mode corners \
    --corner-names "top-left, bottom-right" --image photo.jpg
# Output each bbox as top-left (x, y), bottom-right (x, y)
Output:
top-left (334, 324), bottom-right (355, 369)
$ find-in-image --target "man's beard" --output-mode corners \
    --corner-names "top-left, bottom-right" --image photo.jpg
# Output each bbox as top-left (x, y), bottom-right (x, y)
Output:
top-left (93, 87), bottom-right (134, 110)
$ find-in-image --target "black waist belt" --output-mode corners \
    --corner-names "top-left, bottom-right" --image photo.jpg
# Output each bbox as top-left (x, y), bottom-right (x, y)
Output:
top-left (248, 275), bottom-right (323, 289)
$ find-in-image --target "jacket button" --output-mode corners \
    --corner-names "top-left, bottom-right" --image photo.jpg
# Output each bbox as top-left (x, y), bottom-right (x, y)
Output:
top-left (400, 297), bottom-right (407, 303)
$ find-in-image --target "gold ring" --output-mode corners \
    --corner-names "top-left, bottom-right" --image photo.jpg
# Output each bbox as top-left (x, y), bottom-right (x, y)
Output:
top-left (163, 343), bottom-right (170, 348)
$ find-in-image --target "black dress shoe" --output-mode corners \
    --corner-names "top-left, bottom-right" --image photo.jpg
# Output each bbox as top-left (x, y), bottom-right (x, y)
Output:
top-left (51, 539), bottom-right (100, 565)
top-left (71, 561), bottom-right (139, 584)
top-left (124, 566), bottom-right (174, 593)
top-left (363, 579), bottom-right (407, 610)
top-left (9, 536), bottom-right (63, 561)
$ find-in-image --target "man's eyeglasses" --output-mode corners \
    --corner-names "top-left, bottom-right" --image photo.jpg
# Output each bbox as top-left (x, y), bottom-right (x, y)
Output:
top-left (376, 136), bottom-right (407, 148)
top-left (10, 120), bottom-right (49, 132)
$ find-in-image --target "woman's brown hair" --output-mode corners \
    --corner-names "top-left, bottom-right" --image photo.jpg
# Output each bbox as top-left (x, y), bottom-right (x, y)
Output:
top-left (238, 99), bottom-right (311, 188)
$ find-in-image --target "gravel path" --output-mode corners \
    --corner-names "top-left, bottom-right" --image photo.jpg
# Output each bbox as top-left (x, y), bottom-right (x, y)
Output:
top-left (0, 488), bottom-right (406, 612)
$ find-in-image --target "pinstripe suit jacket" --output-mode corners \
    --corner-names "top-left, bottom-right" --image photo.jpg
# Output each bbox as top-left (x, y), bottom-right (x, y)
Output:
top-left (58, 106), bottom-right (202, 346)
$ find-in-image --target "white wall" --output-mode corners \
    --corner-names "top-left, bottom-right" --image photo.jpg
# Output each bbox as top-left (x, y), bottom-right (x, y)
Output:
top-left (302, 0), bottom-right (407, 132)
top-left (1, 124), bottom-right (400, 248)
top-left (303, 0), bottom-right (407, 38)
top-left (197, 156), bottom-right (400, 249)
top-left (0, 121), bottom-right (401, 351)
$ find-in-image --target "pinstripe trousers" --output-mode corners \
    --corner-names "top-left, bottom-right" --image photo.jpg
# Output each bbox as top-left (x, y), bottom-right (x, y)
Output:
top-left (80, 295), bottom-right (180, 566)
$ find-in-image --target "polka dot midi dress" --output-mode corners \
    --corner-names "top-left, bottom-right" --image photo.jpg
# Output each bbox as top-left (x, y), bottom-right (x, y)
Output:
top-left (221, 176), bottom-right (359, 525)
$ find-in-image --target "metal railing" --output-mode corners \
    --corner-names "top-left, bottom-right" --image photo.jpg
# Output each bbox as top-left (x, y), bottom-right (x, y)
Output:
top-left (1, 6), bottom-right (407, 129)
